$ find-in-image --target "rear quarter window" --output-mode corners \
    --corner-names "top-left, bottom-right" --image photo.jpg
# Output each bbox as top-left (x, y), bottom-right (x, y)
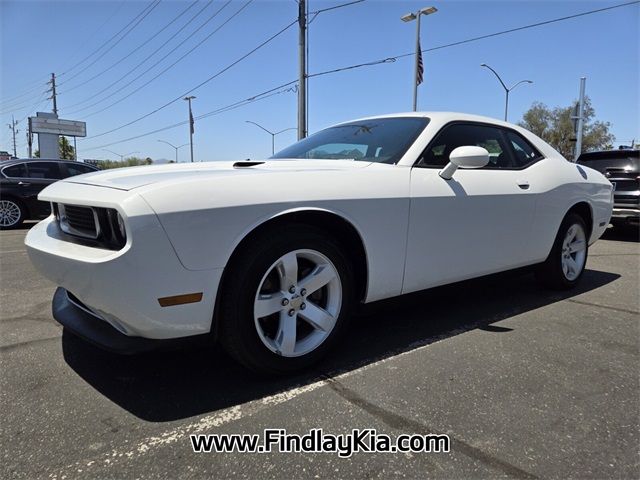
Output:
top-left (2, 163), bottom-right (27, 178)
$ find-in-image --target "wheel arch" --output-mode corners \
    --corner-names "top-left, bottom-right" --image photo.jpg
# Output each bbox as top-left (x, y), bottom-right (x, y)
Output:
top-left (566, 201), bottom-right (594, 240)
top-left (211, 207), bottom-right (370, 337)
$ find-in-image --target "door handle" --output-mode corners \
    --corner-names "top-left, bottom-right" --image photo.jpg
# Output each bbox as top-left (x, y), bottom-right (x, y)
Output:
top-left (517, 180), bottom-right (530, 190)
top-left (18, 181), bottom-right (31, 186)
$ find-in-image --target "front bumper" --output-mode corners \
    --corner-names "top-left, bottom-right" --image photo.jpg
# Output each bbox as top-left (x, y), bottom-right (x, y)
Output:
top-left (26, 208), bottom-right (223, 340)
top-left (611, 207), bottom-right (639, 223)
top-left (53, 287), bottom-right (209, 353)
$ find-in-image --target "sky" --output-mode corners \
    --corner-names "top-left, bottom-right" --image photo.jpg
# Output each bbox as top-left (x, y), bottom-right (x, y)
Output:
top-left (1, 0), bottom-right (638, 162)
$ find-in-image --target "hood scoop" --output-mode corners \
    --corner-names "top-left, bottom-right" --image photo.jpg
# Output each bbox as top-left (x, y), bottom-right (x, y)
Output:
top-left (233, 161), bottom-right (265, 168)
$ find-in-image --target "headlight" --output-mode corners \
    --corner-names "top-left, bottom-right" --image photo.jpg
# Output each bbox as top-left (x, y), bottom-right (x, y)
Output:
top-left (53, 203), bottom-right (127, 250)
top-left (107, 209), bottom-right (127, 248)
top-left (116, 212), bottom-right (126, 239)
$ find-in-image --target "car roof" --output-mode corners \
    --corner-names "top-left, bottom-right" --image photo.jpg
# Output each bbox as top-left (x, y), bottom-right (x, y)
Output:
top-left (578, 150), bottom-right (639, 160)
top-left (329, 111), bottom-right (518, 129)
top-left (0, 158), bottom-right (96, 167)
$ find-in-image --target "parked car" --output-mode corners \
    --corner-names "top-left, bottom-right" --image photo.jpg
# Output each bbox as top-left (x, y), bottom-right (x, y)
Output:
top-left (577, 149), bottom-right (639, 229)
top-left (0, 159), bottom-right (98, 229)
top-left (25, 112), bottom-right (613, 374)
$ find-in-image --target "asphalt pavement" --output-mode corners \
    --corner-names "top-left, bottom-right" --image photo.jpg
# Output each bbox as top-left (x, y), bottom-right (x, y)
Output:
top-left (1, 222), bottom-right (638, 479)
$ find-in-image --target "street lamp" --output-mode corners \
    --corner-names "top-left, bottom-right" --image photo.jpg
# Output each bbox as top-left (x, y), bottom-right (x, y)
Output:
top-left (184, 96), bottom-right (196, 162)
top-left (401, 6), bottom-right (437, 111)
top-left (480, 64), bottom-right (533, 121)
top-left (157, 140), bottom-right (189, 163)
top-left (102, 149), bottom-right (139, 161)
top-left (245, 121), bottom-right (297, 156)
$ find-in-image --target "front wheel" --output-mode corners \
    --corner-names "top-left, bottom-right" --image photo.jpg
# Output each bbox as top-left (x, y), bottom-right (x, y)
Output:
top-left (536, 213), bottom-right (588, 290)
top-left (219, 225), bottom-right (354, 375)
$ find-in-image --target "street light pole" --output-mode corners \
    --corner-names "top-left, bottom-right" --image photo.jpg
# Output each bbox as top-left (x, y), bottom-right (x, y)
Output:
top-left (102, 149), bottom-right (139, 162)
top-left (480, 64), bottom-right (533, 121)
top-left (158, 140), bottom-right (189, 163)
top-left (412, 13), bottom-right (422, 112)
top-left (401, 6), bottom-right (437, 112)
top-left (184, 96), bottom-right (196, 162)
top-left (246, 121), bottom-right (297, 156)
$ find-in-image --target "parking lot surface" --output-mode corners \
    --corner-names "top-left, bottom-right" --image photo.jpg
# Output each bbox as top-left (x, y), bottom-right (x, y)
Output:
top-left (1, 223), bottom-right (639, 479)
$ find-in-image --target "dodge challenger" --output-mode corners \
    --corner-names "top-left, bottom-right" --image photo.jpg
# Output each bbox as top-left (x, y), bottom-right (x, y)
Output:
top-left (25, 112), bottom-right (613, 374)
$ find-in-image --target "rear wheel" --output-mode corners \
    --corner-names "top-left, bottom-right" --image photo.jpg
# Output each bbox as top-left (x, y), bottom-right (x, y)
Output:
top-left (219, 225), bottom-right (354, 374)
top-left (536, 213), bottom-right (588, 290)
top-left (0, 199), bottom-right (25, 230)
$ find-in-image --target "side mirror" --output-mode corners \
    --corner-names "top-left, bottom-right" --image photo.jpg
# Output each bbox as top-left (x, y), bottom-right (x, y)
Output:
top-left (439, 146), bottom-right (490, 180)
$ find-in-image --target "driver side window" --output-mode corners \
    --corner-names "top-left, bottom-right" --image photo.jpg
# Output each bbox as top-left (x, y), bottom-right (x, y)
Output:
top-left (420, 123), bottom-right (513, 169)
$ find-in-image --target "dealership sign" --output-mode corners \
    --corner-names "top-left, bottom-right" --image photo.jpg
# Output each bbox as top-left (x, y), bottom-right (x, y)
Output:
top-left (29, 117), bottom-right (86, 137)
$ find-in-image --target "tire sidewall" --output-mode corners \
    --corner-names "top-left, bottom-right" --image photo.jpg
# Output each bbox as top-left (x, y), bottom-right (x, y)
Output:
top-left (221, 225), bottom-right (354, 374)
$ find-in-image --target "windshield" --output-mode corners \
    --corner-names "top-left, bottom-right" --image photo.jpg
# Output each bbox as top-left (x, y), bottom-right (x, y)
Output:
top-left (271, 117), bottom-right (430, 164)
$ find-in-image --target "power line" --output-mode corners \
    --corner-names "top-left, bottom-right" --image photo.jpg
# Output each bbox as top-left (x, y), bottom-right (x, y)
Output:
top-left (81, 81), bottom-right (298, 151)
top-left (58, 0), bottom-right (163, 87)
top-left (58, 1), bottom-right (200, 95)
top-left (63, 0), bottom-right (217, 113)
top-left (0, 80), bottom-right (49, 108)
top-left (79, 0), bottom-right (638, 148)
top-left (85, 14), bottom-right (297, 140)
top-left (69, 0), bottom-right (238, 117)
top-left (61, 1), bottom-right (127, 70)
top-left (58, 1), bottom-right (162, 79)
top-left (308, 0), bottom-right (640, 80)
top-left (1, 0), bottom-right (128, 102)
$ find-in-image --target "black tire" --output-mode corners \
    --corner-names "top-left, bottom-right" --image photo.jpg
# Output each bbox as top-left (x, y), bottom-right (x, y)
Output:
top-left (0, 198), bottom-right (25, 230)
top-left (535, 213), bottom-right (588, 290)
top-left (218, 224), bottom-right (354, 375)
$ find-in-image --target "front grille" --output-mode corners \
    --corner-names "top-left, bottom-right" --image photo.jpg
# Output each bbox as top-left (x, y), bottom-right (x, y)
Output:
top-left (612, 180), bottom-right (639, 192)
top-left (614, 195), bottom-right (640, 207)
top-left (59, 204), bottom-right (99, 239)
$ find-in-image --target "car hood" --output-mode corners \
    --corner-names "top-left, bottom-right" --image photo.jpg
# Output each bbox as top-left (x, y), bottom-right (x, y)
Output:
top-left (63, 159), bottom-right (372, 191)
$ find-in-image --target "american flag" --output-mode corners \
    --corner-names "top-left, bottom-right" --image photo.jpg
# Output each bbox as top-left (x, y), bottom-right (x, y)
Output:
top-left (190, 109), bottom-right (195, 134)
top-left (416, 41), bottom-right (424, 85)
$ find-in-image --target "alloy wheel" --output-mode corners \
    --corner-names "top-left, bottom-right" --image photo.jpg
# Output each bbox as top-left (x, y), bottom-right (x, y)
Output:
top-left (253, 249), bottom-right (342, 357)
top-left (561, 223), bottom-right (587, 281)
top-left (0, 200), bottom-right (21, 227)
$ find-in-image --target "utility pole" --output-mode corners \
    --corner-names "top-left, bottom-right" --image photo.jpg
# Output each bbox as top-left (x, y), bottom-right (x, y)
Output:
top-left (8, 116), bottom-right (19, 158)
top-left (298, 0), bottom-right (307, 140)
top-left (27, 117), bottom-right (33, 158)
top-left (184, 96), bottom-right (196, 162)
top-left (574, 77), bottom-right (586, 162)
top-left (48, 73), bottom-right (58, 116)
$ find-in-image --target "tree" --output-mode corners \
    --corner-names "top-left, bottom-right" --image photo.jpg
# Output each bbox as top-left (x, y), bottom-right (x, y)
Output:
top-left (98, 156), bottom-right (154, 169)
top-left (33, 136), bottom-right (76, 159)
top-left (59, 136), bottom-right (75, 160)
top-left (519, 97), bottom-right (614, 159)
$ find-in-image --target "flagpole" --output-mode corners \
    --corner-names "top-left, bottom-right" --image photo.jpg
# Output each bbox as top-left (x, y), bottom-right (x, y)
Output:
top-left (184, 96), bottom-right (196, 162)
top-left (402, 7), bottom-right (437, 112)
top-left (413, 14), bottom-right (421, 112)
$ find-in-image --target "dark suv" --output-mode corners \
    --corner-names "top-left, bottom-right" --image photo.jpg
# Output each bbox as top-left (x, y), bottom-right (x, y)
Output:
top-left (0, 159), bottom-right (98, 229)
top-left (577, 149), bottom-right (639, 229)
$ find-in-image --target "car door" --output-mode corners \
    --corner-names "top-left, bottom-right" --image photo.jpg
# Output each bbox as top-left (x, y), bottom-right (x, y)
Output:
top-left (403, 122), bottom-right (539, 294)
top-left (1, 162), bottom-right (30, 208)
top-left (23, 161), bottom-right (63, 217)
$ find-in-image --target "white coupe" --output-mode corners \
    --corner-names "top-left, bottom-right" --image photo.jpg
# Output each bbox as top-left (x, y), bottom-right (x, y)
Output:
top-left (25, 112), bottom-right (613, 374)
